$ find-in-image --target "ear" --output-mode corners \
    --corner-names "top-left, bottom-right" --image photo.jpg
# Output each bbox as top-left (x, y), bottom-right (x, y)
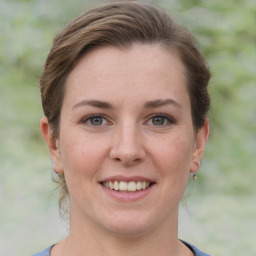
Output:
top-left (40, 116), bottom-right (63, 174)
top-left (190, 118), bottom-right (209, 173)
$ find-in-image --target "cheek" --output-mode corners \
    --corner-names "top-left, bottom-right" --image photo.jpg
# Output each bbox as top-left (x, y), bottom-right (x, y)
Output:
top-left (152, 133), bottom-right (194, 177)
top-left (59, 131), bottom-right (107, 180)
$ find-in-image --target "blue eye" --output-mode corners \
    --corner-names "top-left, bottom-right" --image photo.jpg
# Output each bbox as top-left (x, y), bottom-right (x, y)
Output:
top-left (148, 114), bottom-right (175, 126)
top-left (82, 115), bottom-right (108, 126)
top-left (89, 116), bottom-right (103, 126)
top-left (152, 116), bottom-right (165, 125)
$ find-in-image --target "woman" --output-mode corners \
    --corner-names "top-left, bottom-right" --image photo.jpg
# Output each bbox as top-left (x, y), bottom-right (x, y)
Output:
top-left (33, 1), bottom-right (210, 255)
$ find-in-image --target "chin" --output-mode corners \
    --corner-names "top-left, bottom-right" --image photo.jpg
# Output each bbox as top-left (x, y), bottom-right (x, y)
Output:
top-left (100, 212), bottom-right (157, 237)
top-left (106, 224), bottom-right (152, 238)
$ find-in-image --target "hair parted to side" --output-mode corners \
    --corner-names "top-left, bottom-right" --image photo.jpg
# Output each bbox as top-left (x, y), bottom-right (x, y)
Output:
top-left (40, 0), bottom-right (210, 216)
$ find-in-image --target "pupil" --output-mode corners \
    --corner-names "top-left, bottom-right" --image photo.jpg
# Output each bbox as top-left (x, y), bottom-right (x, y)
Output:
top-left (91, 117), bottom-right (102, 126)
top-left (152, 117), bottom-right (164, 125)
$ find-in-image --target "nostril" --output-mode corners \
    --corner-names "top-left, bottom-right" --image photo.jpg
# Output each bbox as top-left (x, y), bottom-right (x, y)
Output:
top-left (111, 153), bottom-right (142, 165)
top-left (109, 136), bottom-right (146, 164)
top-left (113, 157), bottom-right (122, 162)
top-left (121, 157), bottom-right (142, 166)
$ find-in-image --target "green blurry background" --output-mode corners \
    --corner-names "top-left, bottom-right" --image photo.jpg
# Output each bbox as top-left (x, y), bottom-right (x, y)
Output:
top-left (0, 0), bottom-right (255, 255)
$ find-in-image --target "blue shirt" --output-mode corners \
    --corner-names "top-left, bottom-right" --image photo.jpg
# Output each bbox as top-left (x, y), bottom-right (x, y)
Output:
top-left (31, 241), bottom-right (210, 256)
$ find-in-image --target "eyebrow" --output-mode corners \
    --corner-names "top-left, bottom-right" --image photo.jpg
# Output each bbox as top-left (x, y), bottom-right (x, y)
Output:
top-left (72, 100), bottom-right (113, 110)
top-left (72, 98), bottom-right (182, 110)
top-left (143, 99), bottom-right (182, 109)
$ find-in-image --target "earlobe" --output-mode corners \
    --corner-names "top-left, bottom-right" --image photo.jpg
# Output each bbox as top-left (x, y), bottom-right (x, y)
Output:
top-left (190, 118), bottom-right (209, 174)
top-left (40, 116), bottom-right (63, 174)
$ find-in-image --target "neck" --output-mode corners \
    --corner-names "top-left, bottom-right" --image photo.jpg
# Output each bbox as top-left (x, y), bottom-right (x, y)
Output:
top-left (63, 230), bottom-right (181, 256)
top-left (53, 208), bottom-right (187, 256)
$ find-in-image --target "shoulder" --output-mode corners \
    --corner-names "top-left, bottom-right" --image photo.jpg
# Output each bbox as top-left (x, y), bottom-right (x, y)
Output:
top-left (31, 245), bottom-right (54, 256)
top-left (182, 241), bottom-right (211, 256)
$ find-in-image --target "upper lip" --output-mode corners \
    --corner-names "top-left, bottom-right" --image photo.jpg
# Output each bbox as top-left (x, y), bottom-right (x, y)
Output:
top-left (99, 175), bottom-right (155, 183)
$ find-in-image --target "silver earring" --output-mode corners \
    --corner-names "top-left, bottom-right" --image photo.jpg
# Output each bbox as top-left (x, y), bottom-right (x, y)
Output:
top-left (192, 174), bottom-right (198, 180)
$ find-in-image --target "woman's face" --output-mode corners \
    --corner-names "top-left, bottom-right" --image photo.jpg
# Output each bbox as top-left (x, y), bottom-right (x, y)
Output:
top-left (42, 44), bottom-right (208, 236)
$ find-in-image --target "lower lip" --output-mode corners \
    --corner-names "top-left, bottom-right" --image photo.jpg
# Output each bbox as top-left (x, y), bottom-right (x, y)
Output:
top-left (100, 184), bottom-right (155, 201)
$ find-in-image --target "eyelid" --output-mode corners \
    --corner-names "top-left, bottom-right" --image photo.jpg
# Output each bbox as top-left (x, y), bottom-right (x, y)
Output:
top-left (145, 113), bottom-right (176, 125)
top-left (80, 113), bottom-right (175, 127)
top-left (80, 114), bottom-right (111, 126)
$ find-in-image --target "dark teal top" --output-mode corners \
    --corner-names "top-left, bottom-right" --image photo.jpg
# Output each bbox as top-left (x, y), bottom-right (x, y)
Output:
top-left (31, 241), bottom-right (210, 256)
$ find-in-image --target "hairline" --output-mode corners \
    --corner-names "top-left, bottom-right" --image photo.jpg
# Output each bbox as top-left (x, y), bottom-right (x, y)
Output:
top-left (51, 42), bottom-right (195, 138)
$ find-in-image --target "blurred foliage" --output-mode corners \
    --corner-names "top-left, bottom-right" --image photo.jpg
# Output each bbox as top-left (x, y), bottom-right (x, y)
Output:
top-left (1, 1), bottom-right (255, 255)
top-left (1, 0), bottom-right (255, 199)
top-left (174, 0), bottom-right (256, 195)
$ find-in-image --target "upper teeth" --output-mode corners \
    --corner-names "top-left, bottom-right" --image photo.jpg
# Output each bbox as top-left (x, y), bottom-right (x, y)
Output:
top-left (103, 181), bottom-right (150, 192)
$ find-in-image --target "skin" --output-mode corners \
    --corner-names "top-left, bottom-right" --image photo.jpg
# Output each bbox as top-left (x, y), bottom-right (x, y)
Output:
top-left (41, 44), bottom-right (209, 256)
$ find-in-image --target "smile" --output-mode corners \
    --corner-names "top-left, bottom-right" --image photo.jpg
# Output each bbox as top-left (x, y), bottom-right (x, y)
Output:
top-left (102, 181), bottom-right (152, 192)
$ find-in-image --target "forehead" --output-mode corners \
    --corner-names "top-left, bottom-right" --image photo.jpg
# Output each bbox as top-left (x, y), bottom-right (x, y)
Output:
top-left (64, 44), bottom-right (189, 107)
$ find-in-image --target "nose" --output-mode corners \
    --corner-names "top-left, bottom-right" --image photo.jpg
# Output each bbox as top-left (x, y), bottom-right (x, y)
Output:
top-left (109, 123), bottom-right (146, 166)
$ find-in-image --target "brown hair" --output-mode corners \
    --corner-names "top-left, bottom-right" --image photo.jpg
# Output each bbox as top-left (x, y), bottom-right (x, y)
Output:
top-left (40, 0), bottom-right (210, 215)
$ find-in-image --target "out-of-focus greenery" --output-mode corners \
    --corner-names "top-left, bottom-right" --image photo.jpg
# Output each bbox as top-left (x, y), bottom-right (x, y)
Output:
top-left (1, 0), bottom-right (255, 193)
top-left (0, 0), bottom-right (255, 255)
top-left (175, 0), bottom-right (256, 195)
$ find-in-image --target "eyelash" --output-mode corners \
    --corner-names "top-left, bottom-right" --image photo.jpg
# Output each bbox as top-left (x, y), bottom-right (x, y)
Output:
top-left (146, 113), bottom-right (176, 126)
top-left (80, 113), bottom-right (176, 127)
top-left (81, 114), bottom-right (110, 126)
